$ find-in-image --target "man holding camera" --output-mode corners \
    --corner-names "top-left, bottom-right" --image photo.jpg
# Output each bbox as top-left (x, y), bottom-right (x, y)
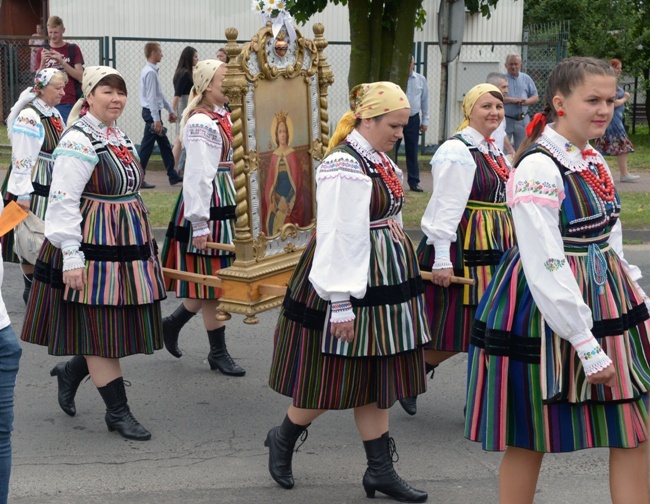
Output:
top-left (139, 42), bottom-right (182, 188)
top-left (503, 54), bottom-right (539, 151)
top-left (35, 16), bottom-right (84, 123)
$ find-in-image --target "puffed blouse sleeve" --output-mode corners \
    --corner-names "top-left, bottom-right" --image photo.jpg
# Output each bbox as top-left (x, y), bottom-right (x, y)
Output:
top-left (182, 113), bottom-right (223, 237)
top-left (420, 138), bottom-right (475, 269)
top-left (509, 153), bottom-right (612, 375)
top-left (8, 107), bottom-right (44, 198)
top-left (45, 130), bottom-right (98, 265)
top-left (308, 150), bottom-right (373, 310)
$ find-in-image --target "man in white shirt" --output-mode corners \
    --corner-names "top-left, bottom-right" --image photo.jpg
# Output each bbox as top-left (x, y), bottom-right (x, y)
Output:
top-left (486, 72), bottom-right (515, 159)
top-left (396, 55), bottom-right (429, 192)
top-left (138, 42), bottom-right (181, 188)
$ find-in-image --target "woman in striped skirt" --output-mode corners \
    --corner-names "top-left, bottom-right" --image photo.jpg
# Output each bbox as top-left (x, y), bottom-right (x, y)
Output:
top-left (466, 57), bottom-right (650, 502)
top-left (159, 59), bottom-right (244, 377)
top-left (265, 82), bottom-right (430, 503)
top-left (21, 66), bottom-right (166, 441)
top-left (399, 84), bottom-right (515, 415)
top-left (2, 69), bottom-right (67, 303)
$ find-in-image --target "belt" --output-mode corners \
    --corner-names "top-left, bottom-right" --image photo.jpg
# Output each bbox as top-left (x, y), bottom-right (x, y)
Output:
top-left (505, 113), bottom-right (527, 121)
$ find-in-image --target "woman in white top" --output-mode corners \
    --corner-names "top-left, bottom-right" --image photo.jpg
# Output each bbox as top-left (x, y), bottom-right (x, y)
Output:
top-left (466, 57), bottom-right (650, 503)
top-left (399, 83), bottom-right (515, 415)
top-left (2, 68), bottom-right (67, 303)
top-left (160, 59), bottom-right (245, 377)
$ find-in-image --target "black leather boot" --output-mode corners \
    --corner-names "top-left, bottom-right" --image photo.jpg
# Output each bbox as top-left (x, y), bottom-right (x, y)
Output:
top-left (22, 273), bottom-right (33, 305)
top-left (264, 415), bottom-right (310, 489)
top-left (97, 377), bottom-right (151, 441)
top-left (362, 432), bottom-right (428, 502)
top-left (398, 363), bottom-right (438, 416)
top-left (161, 303), bottom-right (197, 358)
top-left (207, 327), bottom-right (245, 376)
top-left (49, 355), bottom-right (89, 417)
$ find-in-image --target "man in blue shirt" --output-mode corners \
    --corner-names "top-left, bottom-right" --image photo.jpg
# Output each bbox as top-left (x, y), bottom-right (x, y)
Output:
top-left (138, 42), bottom-right (182, 188)
top-left (396, 55), bottom-right (429, 192)
top-left (503, 54), bottom-right (539, 151)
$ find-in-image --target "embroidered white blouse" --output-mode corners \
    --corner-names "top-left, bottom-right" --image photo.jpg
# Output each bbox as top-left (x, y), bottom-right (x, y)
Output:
top-left (308, 129), bottom-right (403, 322)
top-left (8, 98), bottom-right (61, 199)
top-left (507, 125), bottom-right (635, 375)
top-left (45, 113), bottom-right (136, 271)
top-left (420, 126), bottom-right (507, 270)
top-left (181, 106), bottom-right (230, 237)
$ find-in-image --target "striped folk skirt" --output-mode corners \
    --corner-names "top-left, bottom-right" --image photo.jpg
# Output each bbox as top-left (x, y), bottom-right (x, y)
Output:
top-left (160, 168), bottom-right (235, 299)
top-left (465, 244), bottom-right (650, 452)
top-left (418, 200), bottom-right (514, 353)
top-left (20, 193), bottom-right (165, 357)
top-left (269, 225), bottom-right (431, 410)
top-left (0, 154), bottom-right (54, 264)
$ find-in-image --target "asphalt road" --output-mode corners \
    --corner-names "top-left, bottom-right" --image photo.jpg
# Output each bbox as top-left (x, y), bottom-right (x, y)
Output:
top-left (5, 243), bottom-right (650, 504)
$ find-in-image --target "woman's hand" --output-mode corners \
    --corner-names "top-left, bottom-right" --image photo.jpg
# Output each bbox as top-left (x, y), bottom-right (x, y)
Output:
top-left (16, 199), bottom-right (30, 211)
top-left (585, 364), bottom-right (617, 387)
top-left (430, 268), bottom-right (453, 287)
top-left (330, 320), bottom-right (355, 344)
top-left (192, 234), bottom-right (212, 250)
top-left (63, 268), bottom-right (87, 291)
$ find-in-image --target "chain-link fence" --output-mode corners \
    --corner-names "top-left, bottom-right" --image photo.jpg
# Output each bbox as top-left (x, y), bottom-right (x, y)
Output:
top-left (5, 34), bottom-right (640, 148)
top-left (0, 36), bottom-right (104, 121)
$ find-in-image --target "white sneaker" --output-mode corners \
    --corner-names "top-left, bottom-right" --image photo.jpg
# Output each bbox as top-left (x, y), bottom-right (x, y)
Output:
top-left (620, 174), bottom-right (640, 183)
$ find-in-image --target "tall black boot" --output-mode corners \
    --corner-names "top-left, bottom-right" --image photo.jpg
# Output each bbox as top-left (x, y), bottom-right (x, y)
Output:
top-left (22, 273), bottom-right (33, 305)
top-left (398, 363), bottom-right (438, 416)
top-left (207, 327), bottom-right (246, 376)
top-left (161, 303), bottom-right (197, 358)
top-left (362, 432), bottom-right (428, 502)
top-left (264, 415), bottom-right (310, 489)
top-left (49, 355), bottom-right (89, 417)
top-left (97, 377), bottom-right (151, 441)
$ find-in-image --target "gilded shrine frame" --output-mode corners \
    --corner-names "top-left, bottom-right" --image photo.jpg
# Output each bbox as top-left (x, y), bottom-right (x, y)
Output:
top-left (214, 23), bottom-right (333, 323)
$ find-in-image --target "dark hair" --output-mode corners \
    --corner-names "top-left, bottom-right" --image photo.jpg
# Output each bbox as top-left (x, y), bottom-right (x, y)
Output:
top-left (91, 74), bottom-right (128, 96)
top-left (514, 57), bottom-right (615, 164)
top-left (173, 46), bottom-right (197, 86)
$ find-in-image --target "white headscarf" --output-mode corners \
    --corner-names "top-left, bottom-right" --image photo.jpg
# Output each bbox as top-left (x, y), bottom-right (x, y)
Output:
top-left (179, 59), bottom-right (225, 137)
top-left (67, 66), bottom-right (123, 127)
top-left (6, 68), bottom-right (65, 142)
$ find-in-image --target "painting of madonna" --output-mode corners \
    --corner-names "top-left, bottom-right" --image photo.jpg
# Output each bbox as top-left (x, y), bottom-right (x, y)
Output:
top-left (260, 111), bottom-right (313, 235)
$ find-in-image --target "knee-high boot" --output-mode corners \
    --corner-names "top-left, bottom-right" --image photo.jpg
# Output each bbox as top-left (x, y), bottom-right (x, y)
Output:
top-left (362, 432), bottom-right (428, 502)
top-left (97, 377), bottom-right (151, 441)
top-left (22, 273), bottom-right (33, 305)
top-left (207, 327), bottom-right (245, 376)
top-left (161, 303), bottom-right (197, 358)
top-left (49, 355), bottom-right (89, 417)
top-left (264, 415), bottom-right (310, 489)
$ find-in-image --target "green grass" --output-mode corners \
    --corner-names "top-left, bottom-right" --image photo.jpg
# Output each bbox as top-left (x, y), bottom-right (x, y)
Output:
top-left (139, 191), bottom-right (177, 227)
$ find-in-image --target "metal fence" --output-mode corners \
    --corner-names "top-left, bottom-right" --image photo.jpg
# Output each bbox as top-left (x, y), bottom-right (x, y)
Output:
top-left (2, 34), bottom-right (646, 146)
top-left (0, 36), bottom-right (104, 120)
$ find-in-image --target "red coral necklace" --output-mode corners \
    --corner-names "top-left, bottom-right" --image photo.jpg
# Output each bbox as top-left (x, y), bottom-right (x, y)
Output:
top-left (578, 163), bottom-right (615, 202)
top-left (482, 152), bottom-right (510, 182)
top-left (377, 153), bottom-right (404, 198)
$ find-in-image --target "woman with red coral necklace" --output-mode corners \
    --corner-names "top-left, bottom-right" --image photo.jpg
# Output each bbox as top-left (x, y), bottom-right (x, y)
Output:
top-left (265, 82), bottom-right (430, 502)
top-left (398, 83), bottom-right (515, 416)
top-left (466, 57), bottom-right (650, 503)
top-left (1, 69), bottom-right (67, 304)
top-left (21, 67), bottom-right (166, 442)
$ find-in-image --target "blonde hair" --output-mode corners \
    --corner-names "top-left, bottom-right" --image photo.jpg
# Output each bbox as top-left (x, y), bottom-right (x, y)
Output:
top-left (47, 71), bottom-right (68, 88)
top-left (47, 16), bottom-right (64, 28)
top-left (144, 42), bottom-right (160, 59)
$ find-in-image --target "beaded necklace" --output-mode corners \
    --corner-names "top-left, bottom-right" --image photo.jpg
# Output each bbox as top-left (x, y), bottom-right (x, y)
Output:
top-left (482, 152), bottom-right (509, 182)
top-left (105, 126), bottom-right (133, 165)
top-left (50, 116), bottom-right (64, 133)
top-left (376, 153), bottom-right (404, 198)
top-left (577, 162), bottom-right (615, 202)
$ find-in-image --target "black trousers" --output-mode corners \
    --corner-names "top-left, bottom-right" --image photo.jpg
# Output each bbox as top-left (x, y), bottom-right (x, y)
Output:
top-left (395, 113), bottom-right (421, 187)
top-left (139, 107), bottom-right (176, 178)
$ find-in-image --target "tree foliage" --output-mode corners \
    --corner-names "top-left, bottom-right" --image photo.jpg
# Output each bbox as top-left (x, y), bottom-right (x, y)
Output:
top-left (286, 0), bottom-right (507, 89)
